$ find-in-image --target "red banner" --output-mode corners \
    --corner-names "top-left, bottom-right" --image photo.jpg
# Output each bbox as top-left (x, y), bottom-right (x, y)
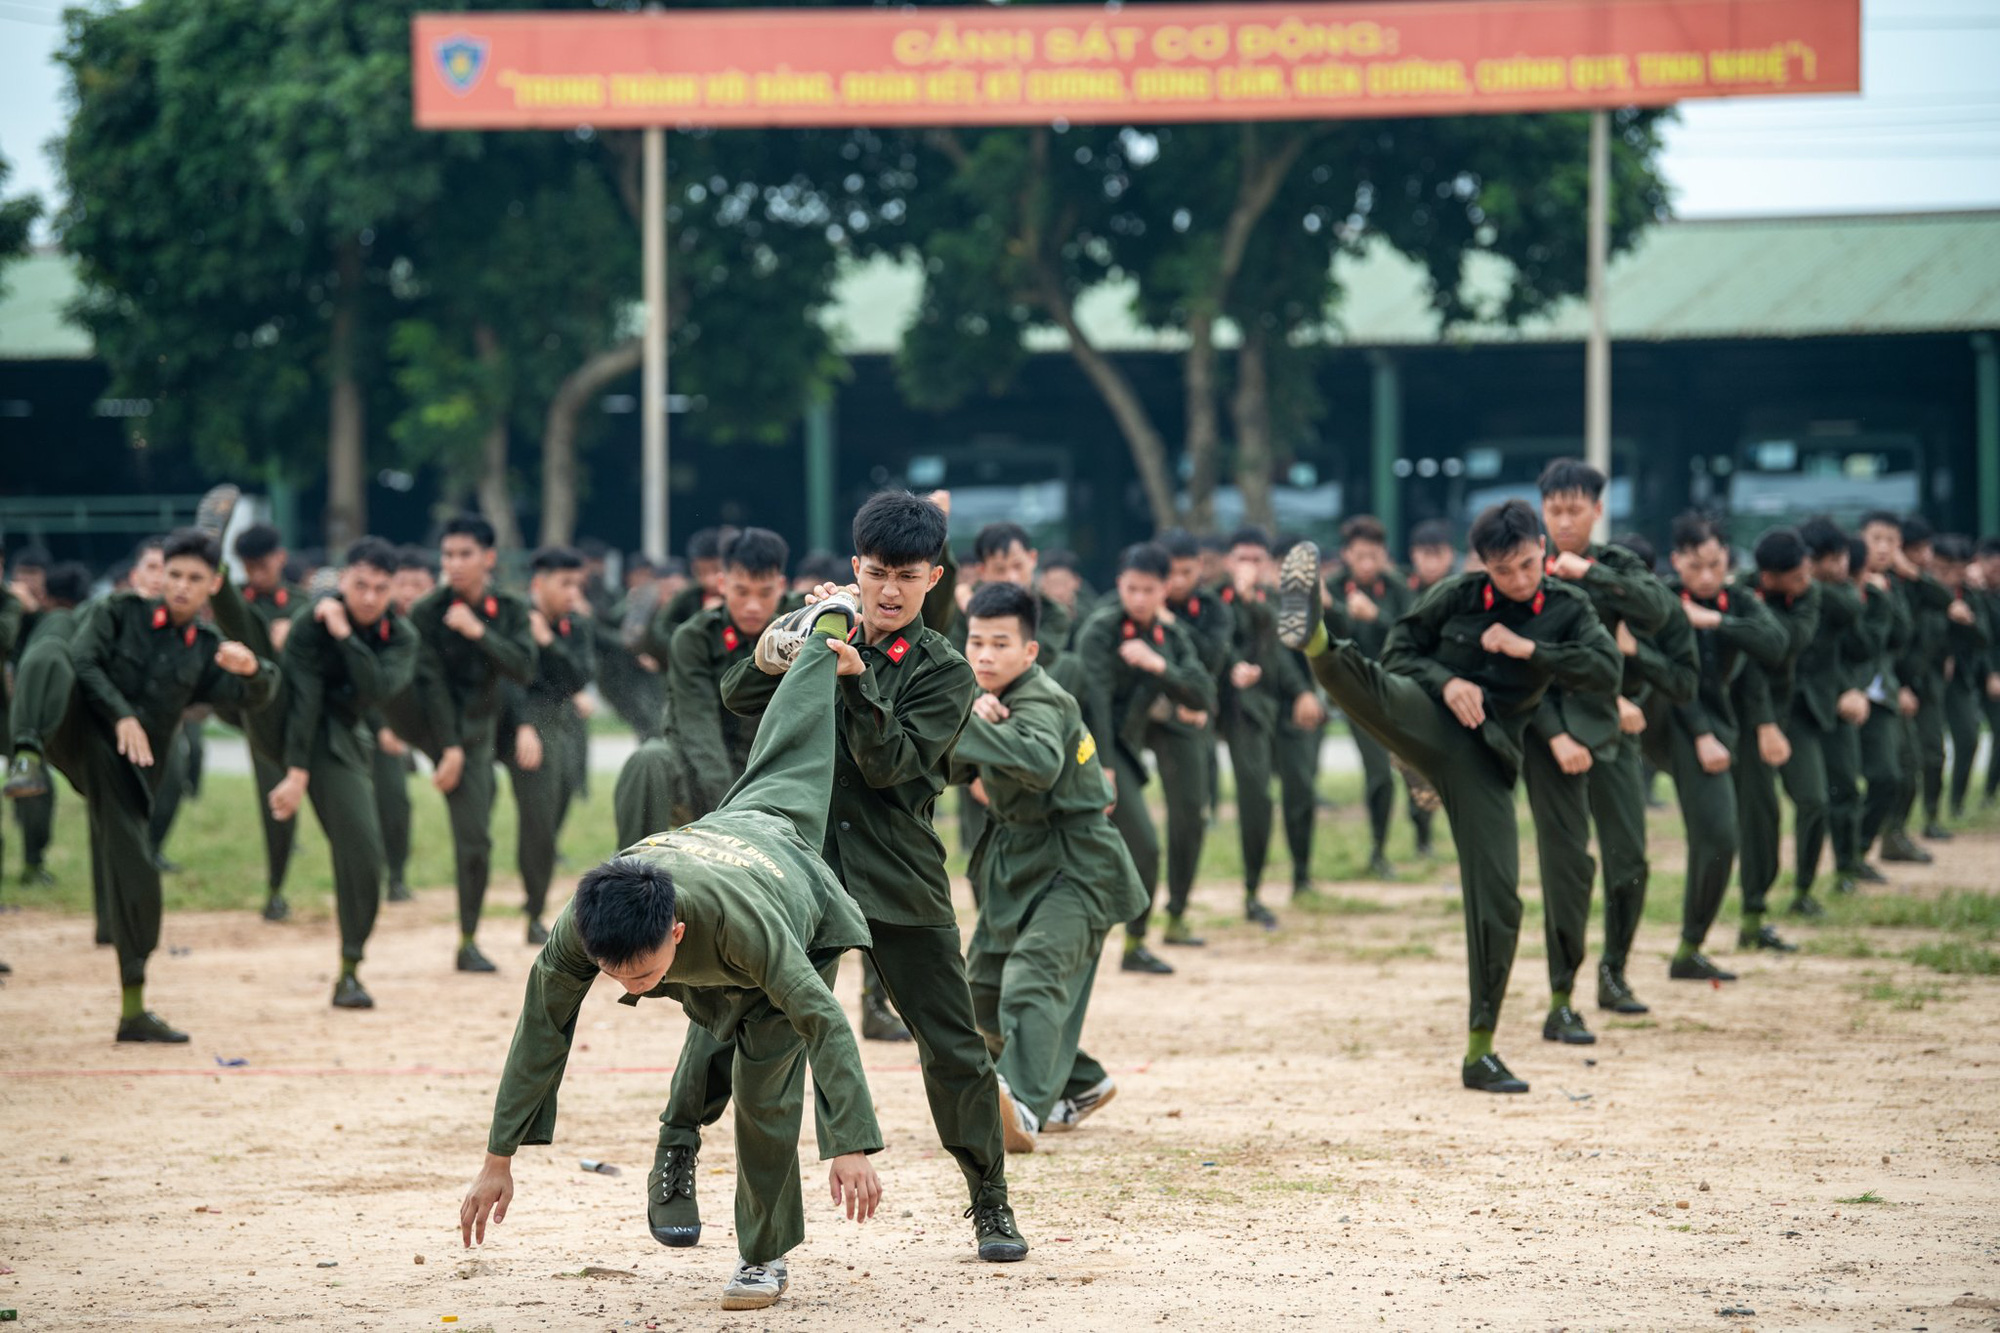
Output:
top-left (412, 1), bottom-right (1858, 130)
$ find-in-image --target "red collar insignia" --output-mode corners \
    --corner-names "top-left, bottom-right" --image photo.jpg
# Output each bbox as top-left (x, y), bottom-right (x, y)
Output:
top-left (557, 616), bottom-right (571, 637)
top-left (1187, 596), bottom-right (1200, 617)
top-left (275, 587), bottom-right (289, 608)
top-left (485, 596), bottom-right (497, 619)
top-left (243, 586), bottom-right (256, 603)
top-left (1122, 619), bottom-right (1137, 639)
top-left (151, 604), bottom-right (168, 629)
top-left (1221, 586), bottom-right (1235, 604)
top-left (378, 617), bottom-right (392, 643)
top-left (1483, 580), bottom-right (1543, 615)
top-left (1681, 589), bottom-right (1728, 612)
top-left (886, 636), bottom-right (911, 664)
top-left (1408, 574), bottom-right (1420, 591)
top-left (1153, 624), bottom-right (1165, 645)
top-left (1532, 590), bottom-right (1545, 615)
top-left (722, 625), bottom-right (740, 652)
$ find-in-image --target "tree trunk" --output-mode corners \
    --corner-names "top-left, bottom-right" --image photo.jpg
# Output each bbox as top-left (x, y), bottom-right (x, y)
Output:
top-left (540, 336), bottom-right (643, 546)
top-left (472, 323), bottom-right (522, 550)
top-left (1232, 327), bottom-right (1276, 532)
top-left (324, 238), bottom-right (366, 548)
top-left (1182, 312), bottom-right (1220, 533)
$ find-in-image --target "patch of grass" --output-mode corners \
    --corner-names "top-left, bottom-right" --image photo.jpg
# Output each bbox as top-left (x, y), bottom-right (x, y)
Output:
top-left (1606, 1018), bottom-right (1658, 1031)
top-left (1344, 940), bottom-right (1437, 964)
top-left (1907, 940), bottom-right (2000, 976)
top-left (1290, 893), bottom-right (1395, 917)
top-left (1834, 1190), bottom-right (1885, 1205)
top-left (1805, 932), bottom-right (1877, 959)
top-left (1859, 980), bottom-right (1945, 1011)
top-left (1824, 891), bottom-right (2000, 938)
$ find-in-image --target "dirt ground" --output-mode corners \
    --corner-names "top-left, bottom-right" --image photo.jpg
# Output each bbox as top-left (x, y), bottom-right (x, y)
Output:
top-left (3, 829), bottom-right (1998, 1333)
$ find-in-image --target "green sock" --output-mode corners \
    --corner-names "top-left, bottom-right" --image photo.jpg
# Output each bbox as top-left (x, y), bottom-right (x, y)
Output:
top-left (461, 933), bottom-right (477, 950)
top-left (1673, 939), bottom-right (1697, 963)
top-left (120, 985), bottom-right (144, 1020)
top-left (813, 613), bottom-right (848, 637)
top-left (1741, 911), bottom-right (1762, 935)
top-left (340, 959), bottom-right (358, 979)
top-left (1465, 1029), bottom-right (1494, 1062)
top-left (1304, 623), bottom-right (1329, 655)
top-left (1549, 990), bottom-right (1570, 1015)
top-left (1124, 936), bottom-right (1143, 953)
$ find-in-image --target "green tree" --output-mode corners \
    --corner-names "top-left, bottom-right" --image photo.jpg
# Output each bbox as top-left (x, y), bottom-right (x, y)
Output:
top-left (0, 150), bottom-right (42, 299)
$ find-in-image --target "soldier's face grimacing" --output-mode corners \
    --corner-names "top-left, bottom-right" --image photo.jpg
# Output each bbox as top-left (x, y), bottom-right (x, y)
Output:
top-left (964, 614), bottom-right (1040, 694)
top-left (595, 919), bottom-right (687, 995)
top-left (1165, 557), bottom-right (1201, 602)
top-left (722, 565), bottom-right (788, 637)
top-left (341, 562), bottom-right (395, 626)
top-left (161, 555), bottom-right (221, 622)
top-left (1342, 539), bottom-right (1387, 586)
top-left (1483, 537), bottom-right (1546, 606)
top-left (1116, 569), bottom-right (1167, 625)
top-left (1540, 490), bottom-right (1602, 558)
top-left (852, 556), bottom-right (942, 640)
top-left (1673, 537), bottom-right (1731, 603)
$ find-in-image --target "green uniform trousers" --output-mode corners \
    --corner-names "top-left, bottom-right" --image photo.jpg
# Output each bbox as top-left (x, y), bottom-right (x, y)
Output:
top-left (612, 737), bottom-right (688, 848)
top-left (1590, 737), bottom-right (1651, 973)
top-left (1984, 695), bottom-right (2000, 803)
top-left (959, 790), bottom-right (989, 903)
top-left (1914, 698), bottom-right (1947, 827)
top-left (506, 726), bottom-right (583, 922)
top-left (444, 733), bottom-right (500, 939)
top-left (1825, 718), bottom-right (1866, 872)
top-left (1221, 715), bottom-right (1276, 893)
top-left (1779, 716), bottom-right (1833, 896)
top-left (1943, 690), bottom-right (1980, 818)
top-left (1137, 724), bottom-right (1208, 938)
top-left (1353, 728), bottom-right (1398, 856)
top-left (968, 886), bottom-right (1109, 1125)
top-left (371, 744), bottom-right (414, 891)
top-left (663, 917), bottom-right (1007, 1214)
top-left (1306, 642), bottom-right (1522, 1032)
top-left (1662, 729), bottom-right (1737, 948)
top-left (301, 734), bottom-right (387, 962)
top-left (1520, 745), bottom-right (1595, 999)
top-left (1734, 750), bottom-right (1783, 917)
top-left (13, 782), bottom-right (55, 874)
top-left (250, 750), bottom-right (296, 894)
top-left (1859, 705), bottom-right (1914, 851)
top-left (1274, 721), bottom-right (1321, 890)
top-left (146, 724), bottom-right (189, 858)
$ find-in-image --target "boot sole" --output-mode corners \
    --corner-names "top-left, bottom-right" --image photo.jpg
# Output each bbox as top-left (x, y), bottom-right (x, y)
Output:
top-left (1071, 1083), bottom-right (1116, 1126)
top-left (1275, 544), bottom-right (1320, 650)
top-left (998, 1083), bottom-right (1037, 1155)
top-left (720, 1290), bottom-right (783, 1311)
top-left (650, 1224), bottom-right (701, 1248)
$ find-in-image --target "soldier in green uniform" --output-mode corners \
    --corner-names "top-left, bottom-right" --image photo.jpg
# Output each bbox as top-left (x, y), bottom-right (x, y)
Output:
top-left (1272, 532), bottom-right (1330, 901)
top-left (4, 529), bottom-right (278, 1040)
top-left (613, 528), bottom-right (792, 847)
top-left (497, 547), bottom-right (596, 945)
top-left (1727, 529), bottom-right (1819, 953)
top-left (1927, 536), bottom-right (1989, 822)
top-left (1072, 542), bottom-right (1218, 973)
top-left (1401, 520), bottom-right (1459, 855)
top-left (954, 582), bottom-right (1143, 1151)
top-left (224, 523), bottom-right (304, 922)
top-left (1157, 530), bottom-right (1231, 925)
top-left (457, 603), bottom-right (902, 1311)
top-left (368, 547), bottom-right (436, 905)
top-left (7, 562), bottom-right (90, 888)
top-left (1037, 550), bottom-right (1096, 651)
top-left (1531, 462), bottom-right (1681, 1031)
top-left (638, 526), bottom-right (734, 672)
top-left (654, 491), bottom-right (1025, 1265)
top-left (1830, 533), bottom-right (1896, 885)
top-left (381, 515), bottom-right (538, 974)
top-left (1852, 512), bottom-right (1926, 867)
top-left (1646, 515), bottom-right (1790, 982)
top-left (261, 538), bottom-right (417, 1008)
top-left (1782, 519), bottom-right (1875, 916)
top-left (1888, 518), bottom-right (1959, 846)
top-left (1322, 515), bottom-right (1420, 881)
top-left (1217, 528), bottom-right (1317, 925)
top-left (1274, 501), bottom-right (1621, 1094)
top-left (1969, 538), bottom-right (2000, 808)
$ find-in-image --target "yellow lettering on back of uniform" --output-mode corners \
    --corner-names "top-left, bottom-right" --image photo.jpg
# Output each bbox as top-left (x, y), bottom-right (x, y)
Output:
top-left (1076, 732), bottom-right (1097, 765)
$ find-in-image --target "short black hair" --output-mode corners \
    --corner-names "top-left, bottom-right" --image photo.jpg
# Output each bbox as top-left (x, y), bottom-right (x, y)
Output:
top-left (1671, 512), bottom-right (1723, 552)
top-left (1156, 528), bottom-right (1200, 561)
top-left (1899, 515), bottom-right (1934, 548)
top-left (1467, 500), bottom-right (1542, 561)
top-left (132, 535), bottom-right (165, 559)
top-left (531, 545), bottom-right (585, 574)
top-left (973, 522), bottom-right (1033, 563)
top-left (45, 561), bottom-right (92, 606)
top-left (965, 581), bottom-right (1040, 638)
top-left (442, 514), bottom-right (497, 549)
top-left (13, 545), bottom-right (51, 572)
top-left (1611, 531), bottom-right (1657, 571)
top-left (1845, 534), bottom-right (1870, 573)
top-left (1116, 541), bottom-right (1172, 580)
top-left (1537, 457), bottom-right (1607, 502)
top-left (1798, 516), bottom-right (1848, 559)
top-left (1198, 533), bottom-right (1229, 556)
top-left (792, 549), bottom-right (845, 584)
top-left (1752, 527), bottom-right (1807, 574)
top-left (1408, 519), bottom-right (1454, 551)
top-left (1040, 548), bottom-right (1080, 574)
top-left (723, 527), bottom-right (789, 577)
top-left (162, 528), bottom-right (221, 569)
top-left (396, 544), bottom-right (438, 574)
top-left (572, 856), bottom-right (679, 968)
top-left (852, 490), bottom-right (948, 568)
top-left (686, 527), bottom-right (727, 563)
top-left (233, 522), bottom-right (283, 563)
top-left (576, 536), bottom-right (609, 562)
top-left (659, 556), bottom-right (689, 579)
top-left (1858, 509), bottom-right (1902, 534)
top-left (1339, 514), bottom-right (1387, 548)
top-left (344, 537), bottom-right (399, 575)
top-left (1932, 533), bottom-right (1974, 564)
top-left (1228, 525), bottom-right (1273, 553)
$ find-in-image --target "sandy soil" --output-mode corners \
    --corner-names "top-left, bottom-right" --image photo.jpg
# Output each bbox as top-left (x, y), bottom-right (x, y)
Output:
top-left (3, 832), bottom-right (1998, 1332)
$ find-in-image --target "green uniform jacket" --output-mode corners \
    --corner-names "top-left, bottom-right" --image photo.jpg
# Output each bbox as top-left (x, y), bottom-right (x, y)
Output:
top-left (1794, 581), bottom-right (1863, 730)
top-left (1382, 573), bottom-right (1622, 785)
top-left (1072, 603), bottom-right (1218, 773)
top-left (486, 820), bottom-right (878, 1160)
top-left (1656, 579), bottom-right (1791, 751)
top-left (239, 581), bottom-right (303, 634)
top-left (720, 623), bottom-right (976, 927)
top-left (666, 604), bottom-right (765, 813)
top-left (1942, 590), bottom-right (1992, 701)
top-left (280, 601), bottom-right (419, 772)
top-left (1864, 574), bottom-right (1916, 700)
top-left (641, 582), bottom-right (711, 667)
top-left (951, 664), bottom-right (1147, 951)
top-left (1730, 581), bottom-right (1821, 733)
top-left (0, 587), bottom-right (20, 724)
top-left (1529, 544), bottom-right (1678, 759)
top-left (71, 592), bottom-right (280, 752)
top-left (1219, 584), bottom-right (1312, 730)
top-left (499, 607), bottom-right (596, 762)
top-left (405, 585), bottom-right (538, 750)
top-left (1323, 567), bottom-right (1412, 661)
top-left (1893, 572), bottom-right (1953, 706)
top-left (1624, 602), bottom-right (1701, 714)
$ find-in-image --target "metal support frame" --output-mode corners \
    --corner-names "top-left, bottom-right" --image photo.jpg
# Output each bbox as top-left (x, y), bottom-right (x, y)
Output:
top-left (642, 126), bottom-right (670, 563)
top-left (1585, 108), bottom-right (1612, 543)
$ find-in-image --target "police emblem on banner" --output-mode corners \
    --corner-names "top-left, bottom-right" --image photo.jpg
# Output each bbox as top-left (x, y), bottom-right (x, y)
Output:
top-left (436, 35), bottom-right (489, 96)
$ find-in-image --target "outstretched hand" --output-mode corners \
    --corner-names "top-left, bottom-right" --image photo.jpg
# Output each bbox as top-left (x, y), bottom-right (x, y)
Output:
top-left (828, 1152), bottom-right (881, 1223)
top-left (459, 1154), bottom-right (514, 1247)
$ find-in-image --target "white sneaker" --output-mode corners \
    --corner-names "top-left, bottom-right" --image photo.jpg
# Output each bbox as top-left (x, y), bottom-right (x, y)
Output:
top-left (752, 590), bottom-right (863, 676)
top-left (721, 1258), bottom-right (789, 1310)
top-left (996, 1074), bottom-right (1039, 1154)
top-left (1043, 1077), bottom-right (1116, 1133)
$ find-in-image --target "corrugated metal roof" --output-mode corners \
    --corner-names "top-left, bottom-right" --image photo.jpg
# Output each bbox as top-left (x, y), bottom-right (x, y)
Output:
top-left (6, 212), bottom-right (1997, 362)
top-left (0, 250), bottom-right (93, 361)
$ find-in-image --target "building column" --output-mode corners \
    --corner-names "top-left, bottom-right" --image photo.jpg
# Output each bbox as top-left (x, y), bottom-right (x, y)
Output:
top-left (1369, 351), bottom-right (1401, 549)
top-left (1974, 333), bottom-right (1998, 537)
top-left (805, 387), bottom-right (838, 554)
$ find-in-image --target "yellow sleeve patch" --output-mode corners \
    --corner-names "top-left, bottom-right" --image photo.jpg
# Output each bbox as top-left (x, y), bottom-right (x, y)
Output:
top-left (1075, 732), bottom-right (1097, 765)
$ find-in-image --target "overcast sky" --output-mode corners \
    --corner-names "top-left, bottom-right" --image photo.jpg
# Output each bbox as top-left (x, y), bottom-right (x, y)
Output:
top-left (1, 0), bottom-right (1996, 241)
